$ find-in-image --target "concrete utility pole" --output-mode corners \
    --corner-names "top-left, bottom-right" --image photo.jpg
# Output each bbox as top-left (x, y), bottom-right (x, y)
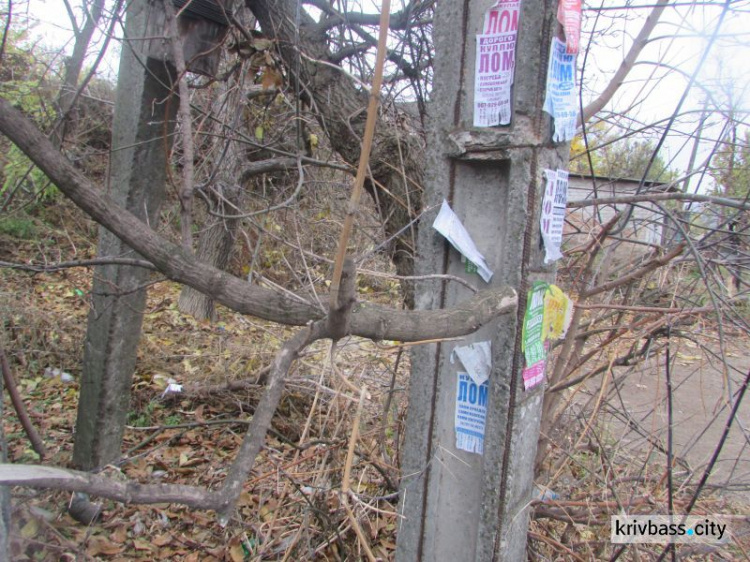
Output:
top-left (73, 0), bottom-right (227, 471)
top-left (72, 0), bottom-right (180, 470)
top-left (396, 0), bottom-right (568, 559)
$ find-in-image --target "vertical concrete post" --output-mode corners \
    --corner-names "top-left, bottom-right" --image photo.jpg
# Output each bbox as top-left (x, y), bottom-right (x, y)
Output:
top-left (396, 0), bottom-right (568, 559)
top-left (73, 0), bottom-right (179, 470)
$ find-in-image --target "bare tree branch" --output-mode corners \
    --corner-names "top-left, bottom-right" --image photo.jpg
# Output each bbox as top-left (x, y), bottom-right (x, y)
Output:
top-left (0, 96), bottom-right (517, 342)
top-left (567, 191), bottom-right (750, 212)
top-left (579, 0), bottom-right (669, 126)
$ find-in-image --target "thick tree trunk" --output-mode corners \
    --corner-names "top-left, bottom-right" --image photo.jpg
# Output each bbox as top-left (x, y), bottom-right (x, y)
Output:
top-left (178, 185), bottom-right (240, 321)
top-left (245, 0), bottom-right (424, 306)
top-left (53, 0), bottom-right (107, 148)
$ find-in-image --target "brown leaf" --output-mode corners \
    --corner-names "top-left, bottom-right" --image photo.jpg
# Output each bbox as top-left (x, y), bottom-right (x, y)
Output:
top-left (87, 535), bottom-right (124, 556)
top-left (193, 404), bottom-right (205, 422)
top-left (152, 533), bottom-right (173, 547)
top-left (133, 538), bottom-right (154, 551)
top-left (228, 541), bottom-right (246, 562)
top-left (110, 525), bottom-right (128, 544)
top-left (261, 67), bottom-right (283, 90)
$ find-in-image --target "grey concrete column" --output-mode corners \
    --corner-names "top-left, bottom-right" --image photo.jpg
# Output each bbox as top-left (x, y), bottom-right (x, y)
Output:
top-left (73, 0), bottom-right (179, 470)
top-left (396, 0), bottom-right (568, 559)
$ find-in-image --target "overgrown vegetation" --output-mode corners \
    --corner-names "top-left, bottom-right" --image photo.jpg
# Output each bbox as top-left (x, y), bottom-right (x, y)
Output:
top-left (1, 0), bottom-right (750, 560)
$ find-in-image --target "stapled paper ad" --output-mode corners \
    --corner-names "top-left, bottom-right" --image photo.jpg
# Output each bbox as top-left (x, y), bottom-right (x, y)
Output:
top-left (455, 372), bottom-right (489, 454)
top-left (544, 284), bottom-right (573, 340)
top-left (433, 199), bottom-right (494, 282)
top-left (543, 38), bottom-right (578, 143)
top-left (473, 0), bottom-right (521, 127)
top-left (540, 168), bottom-right (569, 263)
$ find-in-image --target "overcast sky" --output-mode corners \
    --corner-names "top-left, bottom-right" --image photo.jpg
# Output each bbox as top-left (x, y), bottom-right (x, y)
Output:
top-left (17, 0), bottom-right (750, 189)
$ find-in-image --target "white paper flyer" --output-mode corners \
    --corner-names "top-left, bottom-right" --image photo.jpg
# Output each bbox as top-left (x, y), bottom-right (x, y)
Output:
top-left (455, 373), bottom-right (489, 454)
top-left (543, 38), bottom-right (578, 143)
top-left (540, 168), bottom-right (569, 263)
top-left (432, 199), bottom-right (494, 282)
top-left (451, 341), bottom-right (492, 386)
top-left (473, 0), bottom-right (521, 127)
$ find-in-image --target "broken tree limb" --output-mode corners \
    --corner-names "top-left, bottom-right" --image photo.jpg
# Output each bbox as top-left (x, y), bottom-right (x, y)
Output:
top-left (0, 320), bottom-right (329, 517)
top-left (0, 464), bottom-right (220, 509)
top-left (0, 97), bottom-right (517, 342)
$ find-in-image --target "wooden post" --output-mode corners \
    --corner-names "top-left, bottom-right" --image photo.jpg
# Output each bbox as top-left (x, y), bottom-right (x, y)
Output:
top-left (396, 0), bottom-right (569, 559)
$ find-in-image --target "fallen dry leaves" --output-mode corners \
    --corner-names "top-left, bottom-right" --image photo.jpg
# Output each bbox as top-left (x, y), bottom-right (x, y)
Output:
top-left (3, 263), bottom-right (407, 561)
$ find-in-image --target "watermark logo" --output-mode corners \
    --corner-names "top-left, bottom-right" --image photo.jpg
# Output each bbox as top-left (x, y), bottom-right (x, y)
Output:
top-left (611, 515), bottom-right (730, 544)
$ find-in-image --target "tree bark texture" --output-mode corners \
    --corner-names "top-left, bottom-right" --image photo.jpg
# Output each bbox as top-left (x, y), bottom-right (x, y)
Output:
top-left (178, 204), bottom-right (239, 321)
top-left (177, 71), bottom-right (245, 321)
top-left (53, 0), bottom-right (107, 147)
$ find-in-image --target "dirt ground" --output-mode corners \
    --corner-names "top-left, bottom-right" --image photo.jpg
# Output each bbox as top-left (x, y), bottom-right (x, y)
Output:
top-left (600, 333), bottom-right (750, 504)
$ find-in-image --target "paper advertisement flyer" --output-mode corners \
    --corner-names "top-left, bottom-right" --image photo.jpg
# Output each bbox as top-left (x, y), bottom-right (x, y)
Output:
top-left (521, 282), bottom-right (574, 390)
top-left (544, 284), bottom-right (573, 340)
top-left (522, 281), bottom-right (548, 389)
top-left (455, 373), bottom-right (489, 454)
top-left (452, 341), bottom-right (492, 386)
top-left (432, 199), bottom-right (494, 282)
top-left (522, 281), bottom-right (547, 362)
top-left (543, 38), bottom-right (578, 143)
top-left (473, 0), bottom-right (521, 127)
top-left (523, 360), bottom-right (545, 390)
top-left (557, 0), bottom-right (581, 54)
top-left (540, 168), bottom-right (569, 263)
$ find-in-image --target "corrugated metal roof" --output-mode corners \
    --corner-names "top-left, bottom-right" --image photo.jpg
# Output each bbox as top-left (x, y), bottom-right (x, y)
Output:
top-left (172, 0), bottom-right (230, 26)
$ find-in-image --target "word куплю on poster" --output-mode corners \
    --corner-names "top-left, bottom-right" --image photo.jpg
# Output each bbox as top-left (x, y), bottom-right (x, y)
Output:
top-left (473, 0), bottom-right (521, 127)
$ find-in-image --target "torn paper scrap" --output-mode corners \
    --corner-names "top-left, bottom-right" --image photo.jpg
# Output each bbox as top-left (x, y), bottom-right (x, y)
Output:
top-left (543, 284), bottom-right (573, 340)
top-left (523, 360), bottom-right (545, 391)
top-left (540, 168), bottom-right (569, 264)
top-left (455, 372), bottom-right (488, 454)
top-left (451, 341), bottom-right (492, 386)
top-left (558, 0), bottom-right (581, 54)
top-left (162, 382), bottom-right (183, 397)
top-left (473, 0), bottom-right (521, 127)
top-left (543, 38), bottom-right (578, 143)
top-left (433, 199), bottom-right (494, 282)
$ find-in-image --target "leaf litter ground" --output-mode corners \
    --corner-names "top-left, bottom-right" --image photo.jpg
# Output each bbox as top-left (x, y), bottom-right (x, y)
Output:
top-left (2, 262), bottom-right (407, 561)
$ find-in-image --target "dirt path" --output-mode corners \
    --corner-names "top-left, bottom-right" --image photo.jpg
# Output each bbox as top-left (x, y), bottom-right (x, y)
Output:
top-left (606, 334), bottom-right (750, 503)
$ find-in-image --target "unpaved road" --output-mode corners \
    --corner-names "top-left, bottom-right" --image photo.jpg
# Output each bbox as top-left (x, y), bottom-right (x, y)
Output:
top-left (604, 334), bottom-right (750, 503)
